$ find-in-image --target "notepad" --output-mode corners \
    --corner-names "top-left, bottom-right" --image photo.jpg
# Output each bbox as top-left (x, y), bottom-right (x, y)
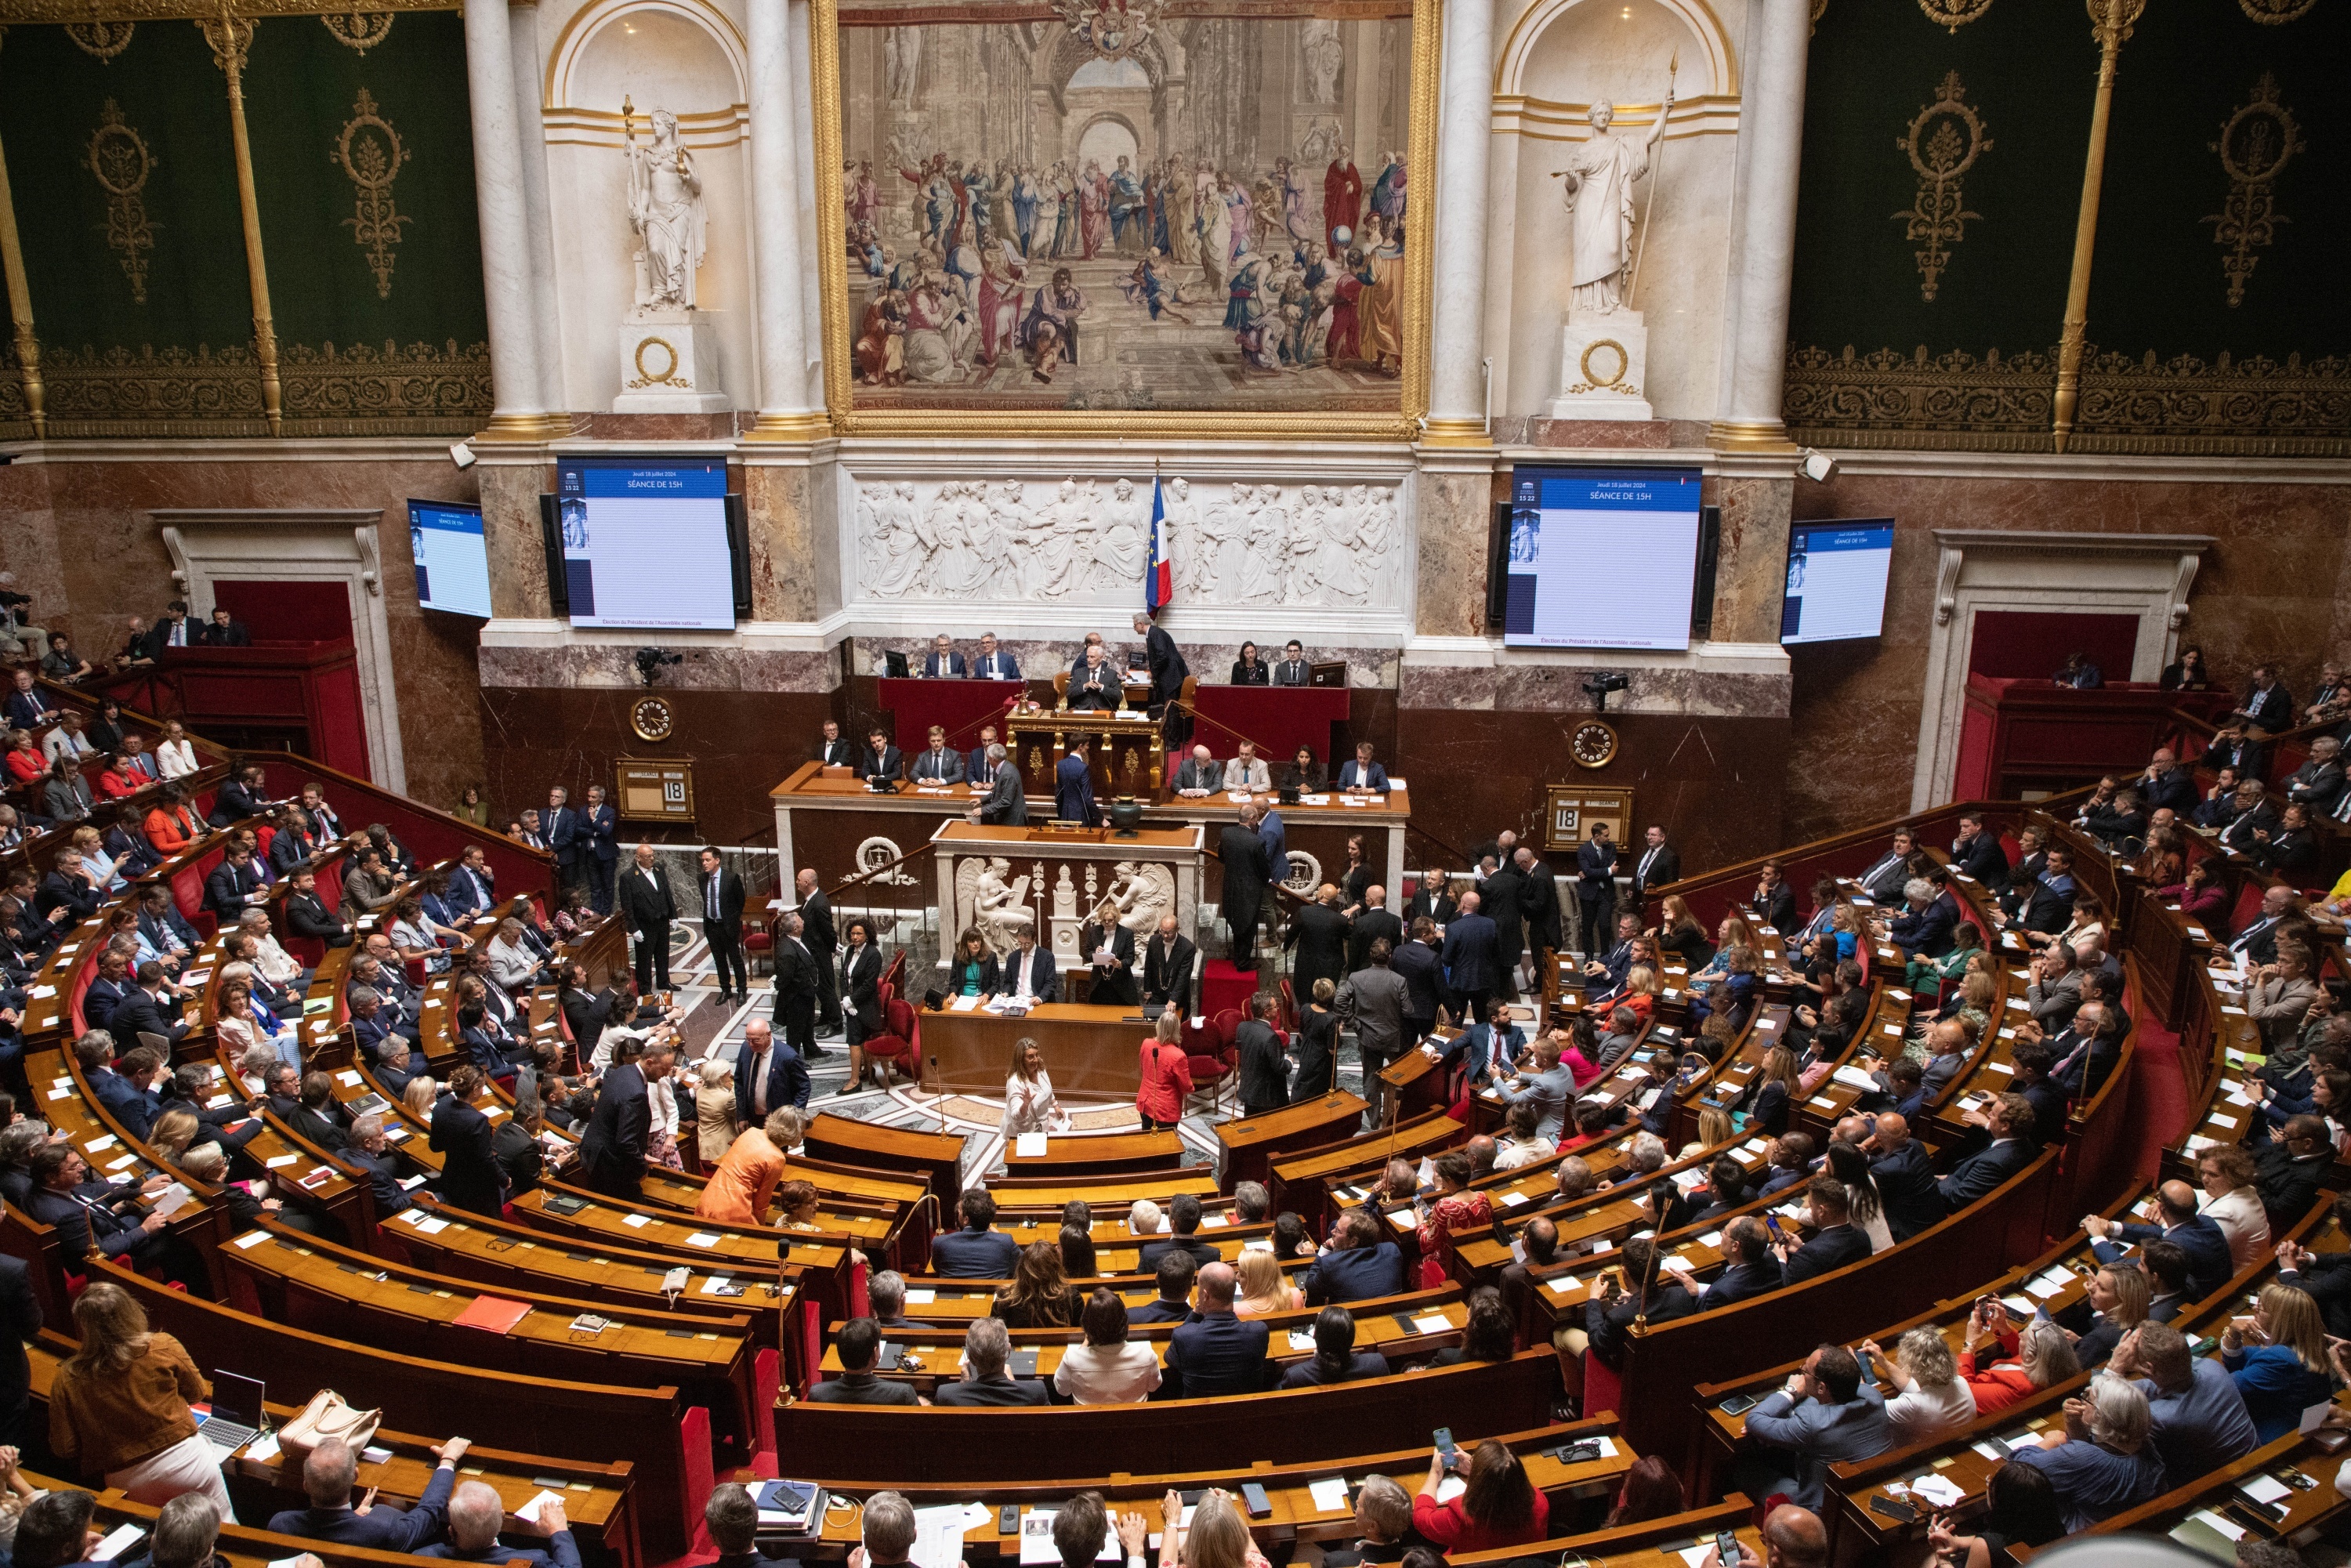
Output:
top-left (1016, 1132), bottom-right (1048, 1157)
top-left (1306, 1479), bottom-right (1349, 1513)
top-left (1288, 1331), bottom-right (1317, 1351)
top-left (686, 1232), bottom-right (722, 1248)
top-left (266, 1154), bottom-right (299, 1169)
top-left (904, 1288), bottom-right (936, 1304)
top-left (623, 1213), bottom-right (652, 1228)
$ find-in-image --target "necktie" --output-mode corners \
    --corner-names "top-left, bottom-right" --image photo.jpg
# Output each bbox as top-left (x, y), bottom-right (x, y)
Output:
top-left (707, 876), bottom-right (719, 921)
top-left (1014, 953), bottom-right (1033, 1001)
top-left (169, 621), bottom-right (183, 646)
top-left (752, 1049), bottom-right (770, 1115)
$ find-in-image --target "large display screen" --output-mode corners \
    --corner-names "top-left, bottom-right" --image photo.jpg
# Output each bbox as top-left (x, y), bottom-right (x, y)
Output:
top-left (1780, 520), bottom-right (1896, 645)
top-left (408, 500), bottom-right (492, 619)
top-left (554, 457), bottom-right (736, 630)
top-left (1503, 466), bottom-right (1703, 650)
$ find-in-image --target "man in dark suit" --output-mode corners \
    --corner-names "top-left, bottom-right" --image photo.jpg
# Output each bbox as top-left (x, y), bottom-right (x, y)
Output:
top-left (771, 911), bottom-right (821, 1059)
top-left (1937, 1094), bottom-right (2036, 1212)
top-left (910, 726), bottom-right (966, 785)
top-left (2137, 752), bottom-right (2200, 820)
top-left (1746, 859), bottom-right (1799, 935)
top-left (0, 671), bottom-right (55, 733)
top-left (210, 764), bottom-right (273, 825)
top-left (284, 867), bottom-right (353, 950)
top-left (581, 786), bottom-right (619, 914)
top-left (697, 846), bottom-right (748, 1004)
top-left (794, 867), bottom-right (842, 1037)
top-left (1132, 612), bottom-right (1190, 743)
top-left (2233, 664), bottom-right (2294, 733)
top-left (2284, 737), bottom-right (2347, 817)
top-left (936, 1319), bottom-right (1051, 1405)
top-left (859, 728), bottom-right (904, 786)
top-left (965, 723), bottom-right (1003, 784)
top-left (1865, 1115), bottom-right (1943, 1240)
top-left (1514, 847), bottom-right (1563, 958)
top-left (1172, 744), bottom-right (1223, 796)
top-left (817, 719), bottom-right (857, 768)
top-left (580, 1045), bottom-right (662, 1197)
top-left (975, 744), bottom-right (1027, 824)
top-left (268, 1436), bottom-right (467, 1552)
top-left (618, 843), bottom-right (676, 992)
top-left (730, 1018), bottom-right (810, 1122)
top-left (1284, 884), bottom-right (1351, 1000)
top-left (1219, 807), bottom-right (1272, 971)
top-left (2087, 1179), bottom-right (2233, 1299)
top-left (1167, 1262), bottom-right (1268, 1396)
top-left (1270, 639), bottom-right (1310, 686)
top-left (1078, 911), bottom-right (1136, 1005)
top-left (545, 787), bottom-right (584, 893)
top-left (972, 633), bottom-right (1020, 682)
top-left (2048, 999), bottom-right (2121, 1099)
top-left (1301, 1208), bottom-right (1406, 1304)
top-left (25, 1143), bottom-right (178, 1274)
top-left (82, 1037), bottom-right (165, 1140)
top-left (1628, 826), bottom-right (1680, 906)
top-left (0, 1252), bottom-right (38, 1447)
top-left (2256, 1117), bottom-right (2332, 1231)
top-left (1054, 737), bottom-right (1099, 827)
top-left (1889, 877), bottom-right (1957, 959)
top-left (1128, 1253), bottom-right (1199, 1325)
top-left (808, 1318), bottom-right (922, 1405)
top-left (107, 962), bottom-right (189, 1052)
top-left (1067, 647), bottom-right (1121, 711)
top-left (1139, 1194), bottom-right (1223, 1276)
top-left (197, 607), bottom-right (252, 646)
top-left (38, 856), bottom-right (100, 925)
top-left (204, 846), bottom-right (269, 922)
top-left (1670, 1217), bottom-right (1784, 1311)
top-left (1437, 889), bottom-right (1502, 1023)
top-left (82, 950), bottom-right (136, 1029)
top-left (1142, 914), bottom-right (1197, 1016)
top-left (145, 599), bottom-right (199, 655)
top-left (1948, 813), bottom-right (2009, 884)
top-left (1347, 886), bottom-right (1404, 973)
top-left (1479, 854), bottom-right (1527, 1000)
top-left (1777, 1177), bottom-right (1873, 1286)
top-left (1574, 824), bottom-right (1618, 952)
top-left (1335, 743), bottom-right (1389, 795)
top-left (2202, 726), bottom-right (2269, 782)
top-left (930, 1188), bottom-right (1020, 1276)
top-left (1857, 830), bottom-right (1918, 904)
top-left (1390, 919), bottom-right (1449, 1041)
top-left (919, 634), bottom-right (968, 679)
top-left (2015, 849), bottom-right (2078, 936)
top-left (998, 927), bottom-right (1060, 1005)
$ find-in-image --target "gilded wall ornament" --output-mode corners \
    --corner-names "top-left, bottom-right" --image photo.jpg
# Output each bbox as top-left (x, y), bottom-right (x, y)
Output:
top-left (1892, 71), bottom-right (1991, 302)
top-left (332, 88), bottom-right (410, 298)
top-left (2203, 72), bottom-right (2303, 308)
top-left (64, 21), bottom-right (136, 59)
top-left (2240, 0), bottom-right (2317, 21)
top-left (85, 99), bottom-right (159, 305)
top-left (321, 9), bottom-right (393, 50)
top-left (1809, 0), bottom-right (1827, 31)
top-left (1915, 0), bottom-right (1993, 31)
top-left (195, 12), bottom-right (253, 72)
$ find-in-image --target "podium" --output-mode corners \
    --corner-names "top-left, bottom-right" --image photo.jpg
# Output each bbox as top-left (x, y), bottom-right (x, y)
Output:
top-left (1004, 707), bottom-right (1169, 806)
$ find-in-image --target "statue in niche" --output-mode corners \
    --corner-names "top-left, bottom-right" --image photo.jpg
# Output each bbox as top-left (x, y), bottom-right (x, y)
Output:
top-left (1555, 86), bottom-right (1673, 316)
top-left (623, 103), bottom-right (708, 311)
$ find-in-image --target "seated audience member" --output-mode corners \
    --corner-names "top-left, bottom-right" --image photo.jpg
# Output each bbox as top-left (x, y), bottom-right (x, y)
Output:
top-left (1925, 1463), bottom-right (2067, 1568)
top-left (2110, 1322), bottom-right (2257, 1487)
top-left (1863, 1327), bottom-right (1977, 1447)
top-left (2221, 1283), bottom-right (2338, 1442)
top-left (419, 1479), bottom-right (579, 1566)
top-left (1778, 1176), bottom-right (1873, 1286)
top-left (702, 1483), bottom-right (797, 1568)
top-left (929, 1187), bottom-right (1020, 1277)
top-left (991, 1241), bottom-right (1085, 1330)
top-left (866, 1271), bottom-right (914, 1331)
top-left (809, 1317), bottom-right (921, 1406)
top-left (1580, 1237), bottom-right (1694, 1371)
top-left (1129, 1251), bottom-right (1198, 1325)
top-left (1411, 1441), bottom-right (1548, 1553)
top-left (1139, 1193), bottom-right (1223, 1272)
top-left (1280, 1306), bottom-right (1392, 1388)
top-left (13, 1490), bottom-right (108, 1568)
top-left (1167, 1262), bottom-right (1269, 1397)
top-left (1233, 1248), bottom-right (1303, 1318)
top-left (935, 1318), bottom-right (1050, 1406)
top-left (268, 1436), bottom-right (469, 1549)
top-left (2084, 1179), bottom-right (2231, 1300)
top-left (1056, 1288), bottom-right (1163, 1404)
top-left (1959, 1307), bottom-right (2080, 1417)
top-left (1051, 1494), bottom-right (1143, 1568)
top-left (2066, 1262), bottom-right (2152, 1368)
top-left (1734, 1344), bottom-right (1894, 1511)
top-left (1939, 1095), bottom-right (2037, 1212)
top-left (1303, 1208), bottom-right (1407, 1305)
top-left (2008, 1377), bottom-right (2166, 1532)
top-left (1320, 1475), bottom-right (1418, 1568)
top-left (1427, 1287), bottom-right (1516, 1369)
top-left (842, 1494), bottom-right (918, 1568)
top-left (1668, 1216), bottom-right (1785, 1312)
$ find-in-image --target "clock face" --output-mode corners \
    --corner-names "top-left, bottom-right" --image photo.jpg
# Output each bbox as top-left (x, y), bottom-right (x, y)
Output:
top-left (630, 696), bottom-right (676, 744)
top-left (1571, 720), bottom-right (1617, 770)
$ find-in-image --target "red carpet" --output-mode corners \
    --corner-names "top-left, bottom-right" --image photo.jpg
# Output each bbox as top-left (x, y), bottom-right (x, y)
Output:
top-left (2124, 1009), bottom-right (2190, 1185)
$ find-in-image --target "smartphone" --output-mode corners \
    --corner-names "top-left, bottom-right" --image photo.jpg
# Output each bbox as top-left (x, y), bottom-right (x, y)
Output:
top-left (1241, 1483), bottom-right (1273, 1519)
top-left (1866, 1496), bottom-right (1918, 1524)
top-left (1392, 1310), bottom-right (1422, 1336)
top-left (1717, 1394), bottom-right (1759, 1417)
top-left (1764, 1213), bottom-right (1786, 1240)
top-left (999, 1505), bottom-right (1020, 1534)
top-left (1715, 1530), bottom-right (1741, 1566)
top-left (1433, 1427), bottom-right (1458, 1467)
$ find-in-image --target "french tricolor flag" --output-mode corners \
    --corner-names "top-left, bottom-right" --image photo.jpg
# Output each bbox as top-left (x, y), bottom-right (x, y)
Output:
top-left (1145, 475), bottom-right (1172, 611)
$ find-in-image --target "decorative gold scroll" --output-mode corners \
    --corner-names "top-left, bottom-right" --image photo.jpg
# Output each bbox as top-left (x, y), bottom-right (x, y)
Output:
top-left (1891, 70), bottom-right (1991, 302)
top-left (332, 87), bottom-right (410, 298)
top-left (2202, 72), bottom-right (2303, 308)
top-left (320, 8), bottom-right (392, 49)
top-left (1915, 0), bottom-right (1993, 31)
top-left (85, 98), bottom-right (159, 304)
top-left (63, 20), bottom-right (135, 56)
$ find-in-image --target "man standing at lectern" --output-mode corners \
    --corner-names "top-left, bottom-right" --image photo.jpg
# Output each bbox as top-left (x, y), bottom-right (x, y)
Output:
top-left (976, 744), bottom-right (1028, 825)
top-left (1134, 613), bottom-right (1190, 746)
top-left (1056, 736), bottom-right (1100, 827)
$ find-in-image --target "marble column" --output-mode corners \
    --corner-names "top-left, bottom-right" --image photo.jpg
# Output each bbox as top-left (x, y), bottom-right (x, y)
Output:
top-left (1421, 0), bottom-right (1495, 447)
top-left (507, 0), bottom-right (567, 418)
top-left (462, 0), bottom-right (563, 440)
top-left (745, 0), bottom-right (827, 438)
top-left (1710, 0), bottom-right (1809, 451)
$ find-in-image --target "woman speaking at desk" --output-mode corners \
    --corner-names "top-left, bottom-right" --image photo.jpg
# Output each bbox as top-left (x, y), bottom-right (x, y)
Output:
top-left (1002, 1038), bottom-right (1070, 1141)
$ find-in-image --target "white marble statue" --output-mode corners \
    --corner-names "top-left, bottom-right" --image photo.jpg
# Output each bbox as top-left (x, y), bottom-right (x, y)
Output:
top-left (962, 856), bottom-right (1035, 959)
top-left (625, 105), bottom-right (708, 311)
top-left (1556, 89), bottom-right (1672, 317)
top-left (1103, 862), bottom-right (1176, 936)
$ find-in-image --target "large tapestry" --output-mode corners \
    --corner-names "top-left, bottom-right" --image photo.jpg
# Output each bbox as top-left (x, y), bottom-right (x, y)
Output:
top-left (819, 0), bottom-right (1431, 433)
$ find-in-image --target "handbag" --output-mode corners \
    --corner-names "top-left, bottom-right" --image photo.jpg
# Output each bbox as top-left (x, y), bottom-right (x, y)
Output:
top-left (275, 1389), bottom-right (382, 1463)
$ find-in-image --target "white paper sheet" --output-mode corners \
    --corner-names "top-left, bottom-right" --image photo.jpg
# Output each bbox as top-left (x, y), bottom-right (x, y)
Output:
top-left (1306, 1479), bottom-right (1349, 1513)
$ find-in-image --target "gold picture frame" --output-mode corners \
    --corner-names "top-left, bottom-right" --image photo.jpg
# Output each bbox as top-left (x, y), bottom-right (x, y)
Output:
top-left (616, 757), bottom-right (697, 822)
top-left (1543, 784), bottom-right (1632, 854)
top-left (809, 0), bottom-right (1441, 440)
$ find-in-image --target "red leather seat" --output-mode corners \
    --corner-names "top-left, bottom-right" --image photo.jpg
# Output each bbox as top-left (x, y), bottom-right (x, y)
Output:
top-left (1183, 1016), bottom-right (1236, 1113)
top-left (863, 995), bottom-right (919, 1087)
top-left (1212, 1008), bottom-right (1243, 1051)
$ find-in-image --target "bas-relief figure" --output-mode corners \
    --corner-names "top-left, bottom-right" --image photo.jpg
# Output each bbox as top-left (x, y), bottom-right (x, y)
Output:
top-left (849, 473), bottom-right (1403, 609)
top-left (958, 856), bottom-right (1037, 958)
top-left (837, 10), bottom-right (1416, 412)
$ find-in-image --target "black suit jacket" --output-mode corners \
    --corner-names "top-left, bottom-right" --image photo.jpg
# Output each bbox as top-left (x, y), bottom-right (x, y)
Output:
top-left (1218, 826), bottom-right (1272, 913)
top-left (1143, 624), bottom-right (1188, 703)
top-left (429, 1096), bottom-right (505, 1215)
top-left (860, 745), bottom-right (904, 784)
top-left (107, 988), bottom-right (187, 1048)
top-left (800, 889), bottom-right (836, 956)
top-left (1951, 832), bottom-right (2009, 884)
top-left (1347, 908), bottom-right (1404, 974)
top-left (841, 945), bottom-right (883, 1029)
top-left (819, 737), bottom-right (857, 767)
top-left (1143, 934), bottom-right (1197, 1013)
top-left (1286, 903), bottom-right (1351, 993)
top-left (618, 863), bottom-right (676, 935)
top-left (700, 868), bottom-right (746, 934)
top-left (579, 1063), bottom-right (650, 1183)
top-left (773, 938), bottom-right (820, 1008)
top-left (1630, 842), bottom-right (1681, 902)
top-left (1517, 860), bottom-right (1563, 951)
top-left (285, 891), bottom-right (350, 944)
top-left (27, 1182), bottom-right (148, 1262)
top-left (1783, 1222), bottom-right (1872, 1287)
top-left (198, 619), bottom-right (251, 646)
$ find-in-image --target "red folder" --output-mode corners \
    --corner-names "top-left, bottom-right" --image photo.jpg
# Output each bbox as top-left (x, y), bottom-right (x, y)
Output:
top-left (451, 1295), bottom-right (532, 1334)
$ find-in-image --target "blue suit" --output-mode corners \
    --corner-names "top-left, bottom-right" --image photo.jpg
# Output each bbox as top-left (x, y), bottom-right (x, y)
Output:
top-left (922, 651), bottom-right (969, 678)
top-left (1694, 1258), bottom-right (1786, 1312)
top-left (972, 650), bottom-right (1021, 681)
top-left (1258, 809), bottom-right (1287, 871)
top-left (730, 1037), bottom-right (811, 1117)
top-left (1889, 897), bottom-right (1957, 959)
top-left (1736, 1385), bottom-right (1894, 1512)
top-left (2095, 1215), bottom-right (2233, 1300)
top-left (1055, 753), bottom-right (1098, 827)
top-left (1167, 1309), bottom-right (1270, 1397)
top-left (1937, 1137), bottom-right (2033, 1214)
top-left (419, 1532), bottom-right (580, 1568)
top-left (1336, 759), bottom-right (1389, 793)
top-left (930, 1226), bottom-right (1021, 1278)
top-left (1438, 914), bottom-right (1502, 998)
top-left (269, 1463), bottom-right (455, 1551)
top-left (1301, 1242), bottom-right (1407, 1305)
top-left (89, 1066), bottom-right (162, 1140)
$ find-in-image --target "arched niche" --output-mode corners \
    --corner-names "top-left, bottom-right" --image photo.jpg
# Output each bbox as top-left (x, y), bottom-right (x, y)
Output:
top-left (548, 0), bottom-right (749, 118)
top-left (1494, 0), bottom-right (1734, 102)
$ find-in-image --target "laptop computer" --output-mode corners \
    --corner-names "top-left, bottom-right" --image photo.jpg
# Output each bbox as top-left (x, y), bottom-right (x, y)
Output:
top-left (199, 1371), bottom-right (266, 1454)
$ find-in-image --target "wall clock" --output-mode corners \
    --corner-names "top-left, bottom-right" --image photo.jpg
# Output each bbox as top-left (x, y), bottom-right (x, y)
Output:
top-left (1570, 719), bottom-right (1618, 769)
top-left (630, 696), bottom-right (676, 744)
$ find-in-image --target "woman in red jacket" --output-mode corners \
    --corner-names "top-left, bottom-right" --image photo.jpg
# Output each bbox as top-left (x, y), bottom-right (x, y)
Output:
top-left (1411, 1439), bottom-right (1549, 1554)
top-left (143, 784), bottom-right (202, 856)
top-left (2, 730), bottom-right (42, 784)
top-left (1136, 1009), bottom-right (1192, 1131)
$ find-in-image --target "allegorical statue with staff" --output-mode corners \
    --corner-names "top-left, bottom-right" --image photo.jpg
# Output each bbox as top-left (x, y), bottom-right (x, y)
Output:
top-left (1552, 61), bottom-right (1675, 316)
top-left (621, 98), bottom-right (707, 310)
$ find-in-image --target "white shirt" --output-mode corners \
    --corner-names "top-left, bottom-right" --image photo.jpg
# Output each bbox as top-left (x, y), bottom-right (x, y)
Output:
top-left (1009, 948), bottom-right (1037, 1002)
top-left (647, 1074), bottom-right (679, 1142)
top-left (1002, 1070), bottom-right (1068, 1139)
top-left (2199, 1184), bottom-right (2272, 1270)
top-left (1052, 1341), bottom-right (1161, 1404)
top-left (157, 738), bottom-right (197, 778)
top-left (1883, 1377), bottom-right (1977, 1447)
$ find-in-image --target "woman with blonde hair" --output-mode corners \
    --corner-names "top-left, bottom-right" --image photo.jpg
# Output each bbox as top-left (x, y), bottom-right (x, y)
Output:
top-left (1693, 1104), bottom-right (1735, 1150)
top-left (1959, 1308), bottom-right (2079, 1415)
top-left (71, 824), bottom-right (125, 892)
top-left (1745, 1045), bottom-right (1800, 1137)
top-left (402, 1074), bottom-right (438, 1121)
top-left (1866, 1325), bottom-right (1976, 1444)
top-left (1234, 1246), bottom-right (1303, 1317)
top-left (1158, 1489), bottom-right (1256, 1568)
top-left (1616, 965), bottom-right (1660, 1027)
top-left (2196, 1142), bottom-right (2270, 1269)
top-left (694, 1055), bottom-right (737, 1164)
top-left (1654, 895), bottom-right (1712, 969)
top-left (49, 1283), bottom-right (236, 1519)
top-left (1002, 1037), bottom-right (1070, 1140)
top-left (146, 1110), bottom-right (201, 1163)
top-left (2223, 1281), bottom-right (2337, 1440)
top-left (695, 1107), bottom-right (802, 1226)
top-left (2072, 1262), bottom-right (2151, 1365)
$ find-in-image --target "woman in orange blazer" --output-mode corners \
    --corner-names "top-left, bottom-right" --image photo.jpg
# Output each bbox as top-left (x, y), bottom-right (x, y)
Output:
top-left (143, 785), bottom-right (202, 856)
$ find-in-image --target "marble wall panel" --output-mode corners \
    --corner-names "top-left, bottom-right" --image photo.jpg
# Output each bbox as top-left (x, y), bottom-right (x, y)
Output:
top-left (1711, 475), bottom-right (1794, 646)
top-left (475, 458), bottom-right (555, 622)
top-left (476, 642), bottom-right (841, 693)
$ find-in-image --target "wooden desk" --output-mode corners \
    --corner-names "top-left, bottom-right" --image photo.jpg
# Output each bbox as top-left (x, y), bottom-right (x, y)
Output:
top-left (920, 1002), bottom-right (1153, 1095)
top-left (1215, 1093), bottom-right (1370, 1195)
top-left (1001, 1129), bottom-right (1185, 1177)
